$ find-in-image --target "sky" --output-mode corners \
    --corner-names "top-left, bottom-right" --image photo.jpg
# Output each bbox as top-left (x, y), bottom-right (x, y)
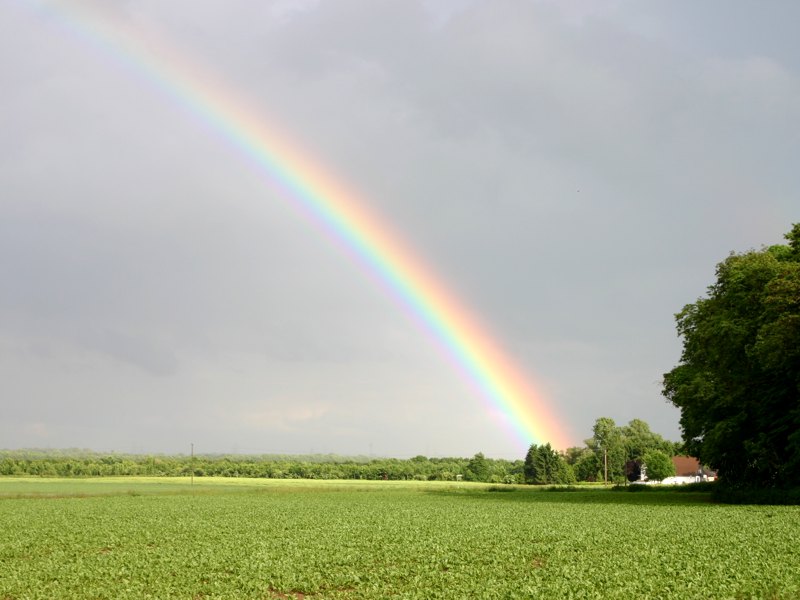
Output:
top-left (1, 0), bottom-right (797, 458)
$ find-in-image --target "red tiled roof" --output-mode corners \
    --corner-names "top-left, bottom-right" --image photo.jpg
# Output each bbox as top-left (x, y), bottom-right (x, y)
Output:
top-left (672, 456), bottom-right (700, 476)
top-left (672, 455), bottom-right (717, 477)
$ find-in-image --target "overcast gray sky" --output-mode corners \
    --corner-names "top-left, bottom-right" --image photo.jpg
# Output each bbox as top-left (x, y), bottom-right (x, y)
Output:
top-left (1, 0), bottom-right (797, 458)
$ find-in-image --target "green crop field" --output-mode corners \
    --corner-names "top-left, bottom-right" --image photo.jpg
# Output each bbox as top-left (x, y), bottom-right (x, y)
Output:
top-left (1, 478), bottom-right (799, 599)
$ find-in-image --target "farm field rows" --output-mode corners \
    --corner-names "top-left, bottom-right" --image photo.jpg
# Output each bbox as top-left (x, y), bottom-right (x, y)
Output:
top-left (1, 478), bottom-right (799, 599)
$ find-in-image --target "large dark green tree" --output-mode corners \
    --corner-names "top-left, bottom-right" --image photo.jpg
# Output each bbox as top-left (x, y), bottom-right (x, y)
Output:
top-left (663, 225), bottom-right (800, 488)
top-left (524, 443), bottom-right (574, 485)
top-left (585, 418), bottom-right (626, 483)
top-left (570, 449), bottom-right (601, 482)
top-left (465, 452), bottom-right (490, 482)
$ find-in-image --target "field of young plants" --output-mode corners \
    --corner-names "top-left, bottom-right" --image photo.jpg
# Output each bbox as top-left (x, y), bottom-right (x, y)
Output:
top-left (2, 478), bottom-right (799, 599)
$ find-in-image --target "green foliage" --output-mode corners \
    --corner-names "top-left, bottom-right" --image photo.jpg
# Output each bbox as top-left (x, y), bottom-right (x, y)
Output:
top-left (621, 419), bottom-right (676, 461)
top-left (464, 452), bottom-right (489, 482)
top-left (1, 478), bottom-right (799, 598)
top-left (590, 417), bottom-right (626, 482)
top-left (663, 224), bottom-right (800, 488)
top-left (572, 450), bottom-right (601, 482)
top-left (673, 481), bottom-right (718, 493)
top-left (0, 450), bottom-right (526, 484)
top-left (642, 450), bottom-right (675, 481)
top-left (712, 485), bottom-right (800, 505)
top-left (579, 418), bottom-right (676, 483)
top-left (524, 443), bottom-right (574, 485)
top-left (616, 482), bottom-right (652, 492)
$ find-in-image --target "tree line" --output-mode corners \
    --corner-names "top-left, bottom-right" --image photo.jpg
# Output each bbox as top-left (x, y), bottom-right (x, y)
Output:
top-left (0, 416), bottom-right (679, 484)
top-left (524, 417), bottom-right (679, 485)
top-left (0, 449), bottom-right (523, 483)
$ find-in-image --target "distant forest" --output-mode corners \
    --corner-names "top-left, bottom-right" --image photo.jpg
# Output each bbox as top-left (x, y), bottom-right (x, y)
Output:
top-left (0, 448), bottom-right (521, 483)
top-left (0, 417), bottom-right (679, 484)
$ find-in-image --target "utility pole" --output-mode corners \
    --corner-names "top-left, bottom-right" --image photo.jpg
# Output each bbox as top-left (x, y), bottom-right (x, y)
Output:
top-left (190, 442), bottom-right (194, 486)
top-left (604, 447), bottom-right (608, 485)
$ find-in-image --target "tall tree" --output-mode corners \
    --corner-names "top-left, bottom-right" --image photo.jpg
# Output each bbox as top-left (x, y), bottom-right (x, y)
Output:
top-left (524, 443), bottom-right (574, 485)
top-left (465, 452), bottom-right (489, 482)
top-left (621, 419), bottom-right (674, 462)
top-left (523, 445), bottom-right (537, 484)
top-left (588, 418), bottom-right (626, 483)
top-left (663, 225), bottom-right (800, 488)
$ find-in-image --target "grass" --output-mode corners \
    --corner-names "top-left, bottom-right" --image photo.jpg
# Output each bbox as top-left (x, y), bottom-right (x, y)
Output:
top-left (1, 477), bottom-right (799, 599)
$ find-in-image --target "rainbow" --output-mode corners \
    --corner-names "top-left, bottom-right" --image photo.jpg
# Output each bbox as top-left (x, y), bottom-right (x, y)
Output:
top-left (24, 0), bottom-right (572, 451)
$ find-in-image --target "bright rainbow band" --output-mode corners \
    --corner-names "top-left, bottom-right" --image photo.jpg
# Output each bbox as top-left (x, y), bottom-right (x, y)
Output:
top-left (27, 0), bottom-right (572, 451)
